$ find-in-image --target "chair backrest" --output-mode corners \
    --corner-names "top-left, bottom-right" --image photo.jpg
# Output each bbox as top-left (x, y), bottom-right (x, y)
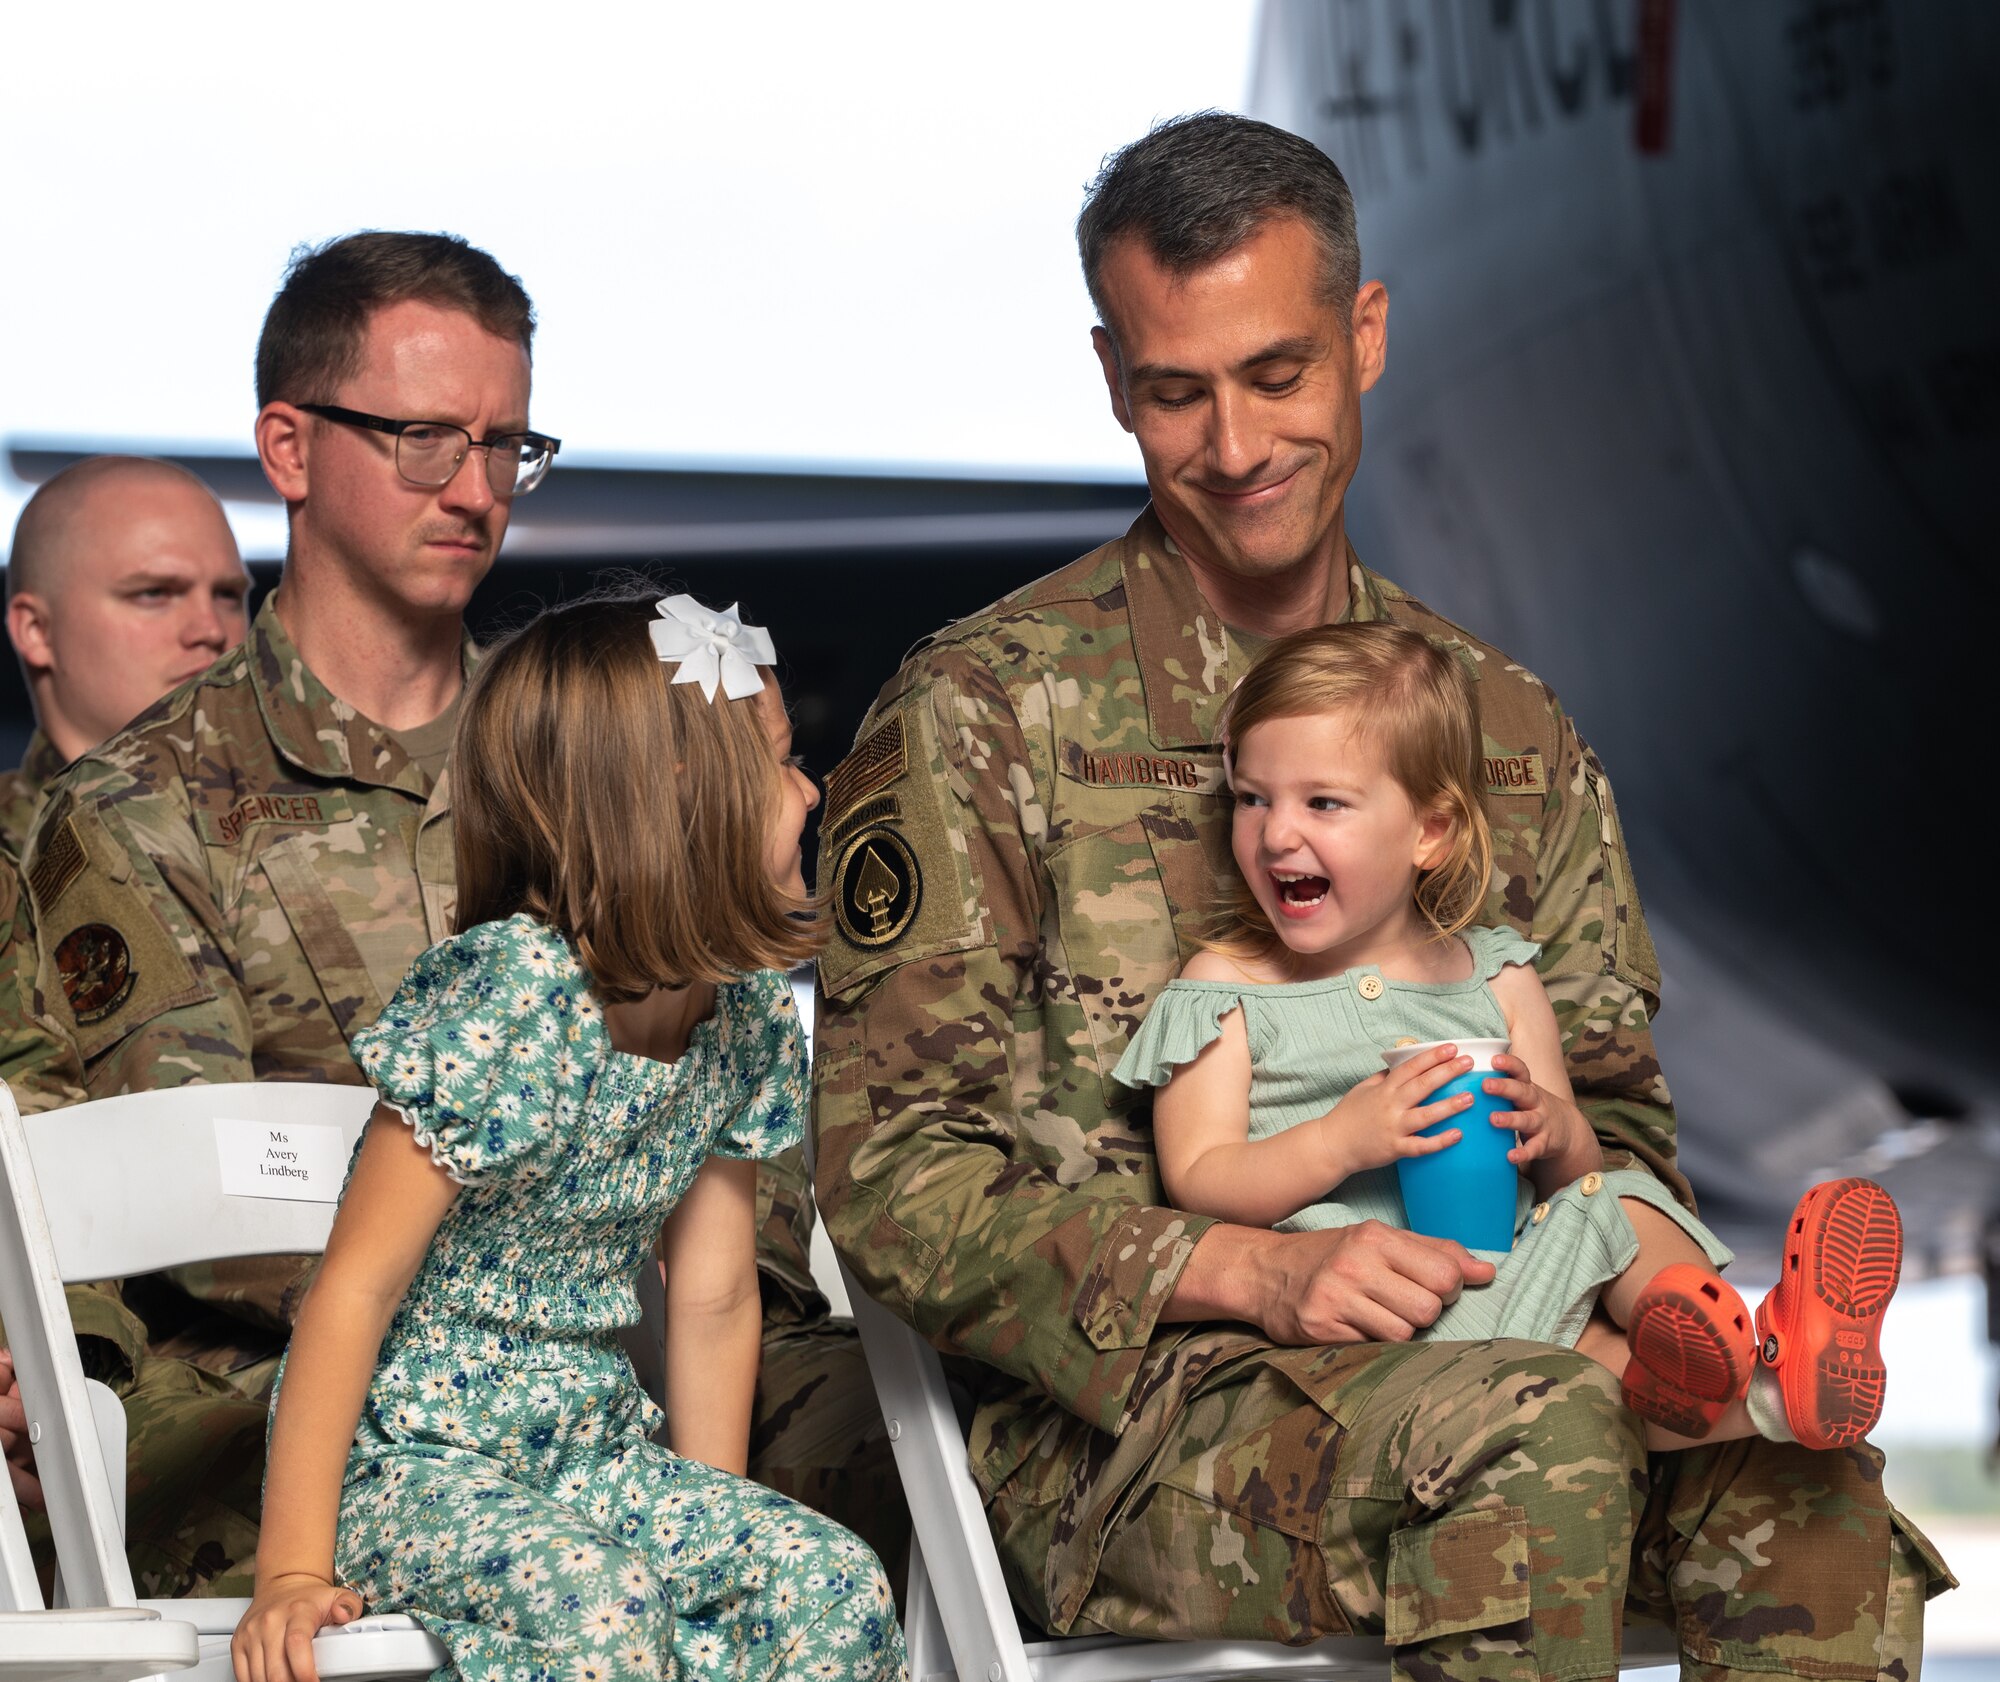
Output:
top-left (0, 1081), bottom-right (376, 1613)
top-left (20, 1082), bottom-right (377, 1282)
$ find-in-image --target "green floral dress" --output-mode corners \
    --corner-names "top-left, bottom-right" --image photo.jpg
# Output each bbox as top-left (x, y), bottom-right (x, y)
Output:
top-left (308, 914), bottom-right (904, 1682)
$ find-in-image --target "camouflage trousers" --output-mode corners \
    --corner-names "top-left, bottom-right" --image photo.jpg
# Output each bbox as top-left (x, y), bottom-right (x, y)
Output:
top-left (18, 1349), bottom-right (277, 1599)
top-left (752, 1314), bottom-right (912, 1599)
top-left (992, 1339), bottom-right (1953, 1682)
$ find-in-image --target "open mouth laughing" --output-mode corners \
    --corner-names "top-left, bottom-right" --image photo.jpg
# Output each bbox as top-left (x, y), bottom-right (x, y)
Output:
top-left (1270, 869), bottom-right (1330, 915)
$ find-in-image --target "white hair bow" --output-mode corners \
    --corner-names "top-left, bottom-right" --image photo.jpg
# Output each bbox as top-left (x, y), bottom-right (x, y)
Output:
top-left (649, 595), bottom-right (777, 702)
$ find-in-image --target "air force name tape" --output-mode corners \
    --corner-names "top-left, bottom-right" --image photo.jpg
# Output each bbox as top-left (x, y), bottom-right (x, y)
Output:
top-left (1483, 748), bottom-right (1547, 797)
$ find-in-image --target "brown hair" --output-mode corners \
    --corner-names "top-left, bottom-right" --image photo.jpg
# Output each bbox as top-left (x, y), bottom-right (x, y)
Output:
top-left (451, 592), bottom-right (821, 1001)
top-left (1213, 622), bottom-right (1494, 951)
top-left (1077, 112), bottom-right (1360, 341)
top-left (255, 232), bottom-right (535, 408)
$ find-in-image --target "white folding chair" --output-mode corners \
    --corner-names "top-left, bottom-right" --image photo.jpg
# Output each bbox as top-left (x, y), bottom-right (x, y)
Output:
top-left (2, 1444), bottom-right (196, 1682)
top-left (0, 1081), bottom-right (446, 1681)
top-left (838, 1268), bottom-right (1680, 1682)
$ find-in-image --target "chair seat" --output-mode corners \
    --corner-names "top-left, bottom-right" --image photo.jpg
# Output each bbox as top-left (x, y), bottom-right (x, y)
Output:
top-left (0, 1609), bottom-right (164, 1623)
top-left (135, 1600), bottom-right (447, 1681)
top-left (0, 1607), bottom-right (198, 1680)
top-left (1005, 1622), bottom-right (1680, 1682)
top-left (136, 1602), bottom-right (448, 1682)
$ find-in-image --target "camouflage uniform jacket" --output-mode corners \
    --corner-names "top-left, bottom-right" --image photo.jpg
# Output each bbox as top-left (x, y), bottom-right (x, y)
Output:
top-left (3, 730), bottom-right (143, 1377)
top-left (2, 734), bottom-right (71, 1080)
top-left (12, 596), bottom-right (465, 1346)
top-left (814, 510), bottom-right (1677, 1625)
top-left (2, 736), bottom-right (70, 1053)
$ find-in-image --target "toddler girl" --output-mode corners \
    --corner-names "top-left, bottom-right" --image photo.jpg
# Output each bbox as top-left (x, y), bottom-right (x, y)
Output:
top-left (1115, 622), bottom-right (1901, 1454)
top-left (234, 593), bottom-right (905, 1682)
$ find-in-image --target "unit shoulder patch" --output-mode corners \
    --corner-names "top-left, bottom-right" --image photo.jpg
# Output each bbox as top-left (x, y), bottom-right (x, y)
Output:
top-left (832, 826), bottom-right (922, 949)
top-left (815, 690), bottom-right (984, 1001)
top-left (25, 797), bottom-right (216, 1058)
top-left (821, 792), bottom-right (902, 852)
top-left (54, 922), bottom-right (135, 1023)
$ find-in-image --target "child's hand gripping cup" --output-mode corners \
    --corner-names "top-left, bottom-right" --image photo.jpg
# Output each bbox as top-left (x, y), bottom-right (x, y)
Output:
top-left (1381, 1037), bottom-right (1518, 1252)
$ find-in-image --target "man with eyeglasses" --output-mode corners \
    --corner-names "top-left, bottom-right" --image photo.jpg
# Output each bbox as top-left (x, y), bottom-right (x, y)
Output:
top-left (4, 230), bottom-right (905, 1603)
top-left (2, 231), bottom-right (546, 1598)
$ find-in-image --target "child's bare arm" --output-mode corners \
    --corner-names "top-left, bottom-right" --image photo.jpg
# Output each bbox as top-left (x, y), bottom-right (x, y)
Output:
top-left (1154, 999), bottom-right (1322, 1225)
top-left (234, 1108), bottom-right (461, 1682)
top-left (1487, 960), bottom-right (1604, 1196)
top-left (1154, 953), bottom-right (1474, 1225)
top-left (661, 1154), bottom-right (760, 1475)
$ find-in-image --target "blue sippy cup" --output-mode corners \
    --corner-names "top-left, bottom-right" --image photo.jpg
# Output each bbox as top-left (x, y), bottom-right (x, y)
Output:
top-left (1381, 1037), bottom-right (1518, 1253)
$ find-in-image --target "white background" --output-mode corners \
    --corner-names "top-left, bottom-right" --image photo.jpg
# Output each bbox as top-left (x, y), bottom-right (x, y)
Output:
top-left (0, 1), bottom-right (1268, 557)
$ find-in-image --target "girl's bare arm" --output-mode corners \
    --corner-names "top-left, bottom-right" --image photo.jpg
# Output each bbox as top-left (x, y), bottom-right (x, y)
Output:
top-left (234, 1106), bottom-right (461, 1682)
top-left (661, 1154), bottom-right (760, 1475)
top-left (1488, 960), bottom-right (1604, 1196)
top-left (1153, 951), bottom-right (1366, 1225)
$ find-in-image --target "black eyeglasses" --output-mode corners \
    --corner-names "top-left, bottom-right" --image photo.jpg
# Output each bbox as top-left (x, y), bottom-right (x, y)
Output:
top-left (300, 404), bottom-right (561, 497)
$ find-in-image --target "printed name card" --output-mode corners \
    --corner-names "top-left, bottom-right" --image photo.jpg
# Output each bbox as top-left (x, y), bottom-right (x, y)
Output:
top-left (214, 1118), bottom-right (345, 1203)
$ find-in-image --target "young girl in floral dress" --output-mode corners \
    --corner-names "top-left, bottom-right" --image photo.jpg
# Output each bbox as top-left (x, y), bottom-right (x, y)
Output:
top-left (234, 593), bottom-right (905, 1682)
top-left (1115, 622), bottom-right (1903, 1454)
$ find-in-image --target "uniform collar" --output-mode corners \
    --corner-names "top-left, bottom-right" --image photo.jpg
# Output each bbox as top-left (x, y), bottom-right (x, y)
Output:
top-left (1120, 505), bottom-right (1389, 749)
top-left (19, 728), bottom-right (66, 798)
top-left (249, 595), bottom-right (477, 796)
top-left (0, 728), bottom-right (66, 859)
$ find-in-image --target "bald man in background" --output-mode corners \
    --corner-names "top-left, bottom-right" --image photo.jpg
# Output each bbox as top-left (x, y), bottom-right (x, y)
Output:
top-left (2, 455), bottom-right (249, 851)
top-left (0, 454), bottom-right (249, 1579)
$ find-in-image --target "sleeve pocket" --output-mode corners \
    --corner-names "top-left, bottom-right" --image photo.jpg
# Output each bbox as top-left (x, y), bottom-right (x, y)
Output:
top-left (817, 694), bottom-right (986, 1003)
top-left (1582, 756), bottom-right (1661, 1009)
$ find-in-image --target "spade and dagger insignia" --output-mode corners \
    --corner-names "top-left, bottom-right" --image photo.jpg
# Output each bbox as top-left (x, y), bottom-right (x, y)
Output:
top-left (831, 828), bottom-right (920, 949)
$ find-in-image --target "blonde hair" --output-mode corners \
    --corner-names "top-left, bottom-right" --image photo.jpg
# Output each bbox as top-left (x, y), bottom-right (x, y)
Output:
top-left (1214, 622), bottom-right (1493, 951)
top-left (452, 591), bottom-right (821, 1002)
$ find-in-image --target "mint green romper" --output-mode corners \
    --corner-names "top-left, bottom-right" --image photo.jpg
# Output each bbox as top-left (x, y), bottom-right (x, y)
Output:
top-left (1113, 925), bottom-right (1731, 1348)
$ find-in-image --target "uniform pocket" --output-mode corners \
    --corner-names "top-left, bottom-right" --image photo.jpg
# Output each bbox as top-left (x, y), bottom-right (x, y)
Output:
top-left (1888, 1503), bottom-right (1956, 1596)
top-left (259, 826), bottom-right (435, 1041)
top-left (1385, 1504), bottom-right (1532, 1647)
top-left (1043, 810), bottom-right (1183, 1104)
top-left (260, 833), bottom-right (387, 1040)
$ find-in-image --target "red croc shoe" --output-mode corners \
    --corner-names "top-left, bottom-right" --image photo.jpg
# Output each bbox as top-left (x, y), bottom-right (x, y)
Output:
top-left (1622, 1264), bottom-right (1755, 1439)
top-left (1754, 1177), bottom-right (1903, 1450)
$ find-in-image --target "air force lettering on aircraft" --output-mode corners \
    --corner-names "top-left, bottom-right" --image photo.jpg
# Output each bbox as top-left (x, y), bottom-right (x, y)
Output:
top-left (1252, 0), bottom-right (1998, 1378)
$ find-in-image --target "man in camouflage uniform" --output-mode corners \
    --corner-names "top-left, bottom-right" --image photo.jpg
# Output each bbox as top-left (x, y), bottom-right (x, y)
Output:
top-left (1, 455), bottom-right (251, 1102)
top-left (3, 233), bottom-right (902, 1596)
top-left (1, 456), bottom-right (251, 1533)
top-left (814, 115), bottom-right (1950, 1680)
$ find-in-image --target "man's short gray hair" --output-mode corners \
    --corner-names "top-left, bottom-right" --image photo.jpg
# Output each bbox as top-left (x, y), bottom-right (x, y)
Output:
top-left (1077, 111), bottom-right (1361, 339)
